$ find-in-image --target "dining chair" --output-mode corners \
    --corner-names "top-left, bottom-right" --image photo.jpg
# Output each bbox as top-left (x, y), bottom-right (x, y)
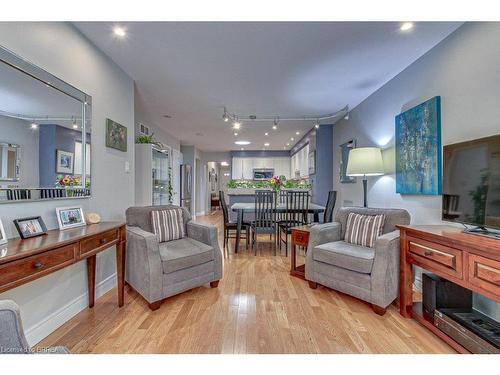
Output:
top-left (278, 190), bottom-right (309, 256)
top-left (219, 190), bottom-right (250, 256)
top-left (251, 190), bottom-right (277, 255)
top-left (323, 190), bottom-right (337, 223)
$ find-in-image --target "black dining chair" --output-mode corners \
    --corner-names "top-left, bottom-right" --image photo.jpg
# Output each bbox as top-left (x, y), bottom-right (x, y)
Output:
top-left (323, 190), bottom-right (337, 223)
top-left (219, 190), bottom-right (250, 256)
top-left (278, 191), bottom-right (309, 256)
top-left (251, 190), bottom-right (277, 255)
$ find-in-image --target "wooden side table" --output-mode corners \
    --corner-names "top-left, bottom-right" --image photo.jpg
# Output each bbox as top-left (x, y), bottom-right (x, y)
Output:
top-left (290, 225), bottom-right (313, 279)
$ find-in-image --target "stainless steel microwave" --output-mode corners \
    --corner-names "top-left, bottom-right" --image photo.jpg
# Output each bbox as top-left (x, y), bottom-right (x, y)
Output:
top-left (253, 169), bottom-right (274, 180)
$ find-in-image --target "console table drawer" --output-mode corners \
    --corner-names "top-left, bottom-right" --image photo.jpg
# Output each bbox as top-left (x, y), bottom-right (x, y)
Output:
top-left (0, 244), bottom-right (76, 292)
top-left (292, 231), bottom-right (309, 246)
top-left (408, 238), bottom-right (463, 279)
top-left (468, 254), bottom-right (500, 299)
top-left (80, 229), bottom-right (119, 257)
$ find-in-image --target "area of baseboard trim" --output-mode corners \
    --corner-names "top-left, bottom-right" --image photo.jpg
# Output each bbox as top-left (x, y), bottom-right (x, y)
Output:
top-left (25, 273), bottom-right (117, 346)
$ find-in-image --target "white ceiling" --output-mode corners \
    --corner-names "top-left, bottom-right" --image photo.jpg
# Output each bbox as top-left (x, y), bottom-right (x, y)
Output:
top-left (74, 22), bottom-right (462, 151)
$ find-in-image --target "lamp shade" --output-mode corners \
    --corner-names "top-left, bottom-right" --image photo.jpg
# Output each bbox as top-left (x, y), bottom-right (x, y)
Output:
top-left (346, 147), bottom-right (384, 177)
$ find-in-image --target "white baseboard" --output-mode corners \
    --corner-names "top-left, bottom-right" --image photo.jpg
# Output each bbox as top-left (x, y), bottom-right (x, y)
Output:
top-left (25, 273), bottom-right (117, 346)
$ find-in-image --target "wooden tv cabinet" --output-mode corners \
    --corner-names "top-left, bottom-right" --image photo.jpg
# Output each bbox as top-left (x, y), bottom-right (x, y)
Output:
top-left (398, 225), bottom-right (500, 353)
top-left (0, 222), bottom-right (127, 308)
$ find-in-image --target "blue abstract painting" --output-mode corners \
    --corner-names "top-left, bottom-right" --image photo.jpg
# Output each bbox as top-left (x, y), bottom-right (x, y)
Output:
top-left (395, 96), bottom-right (442, 195)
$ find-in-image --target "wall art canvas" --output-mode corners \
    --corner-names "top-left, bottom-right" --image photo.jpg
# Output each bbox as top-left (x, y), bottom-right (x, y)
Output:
top-left (56, 149), bottom-right (74, 174)
top-left (106, 118), bottom-right (127, 152)
top-left (395, 96), bottom-right (442, 195)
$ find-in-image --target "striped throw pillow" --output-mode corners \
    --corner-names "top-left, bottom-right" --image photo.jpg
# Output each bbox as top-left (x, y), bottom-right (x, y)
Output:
top-left (151, 208), bottom-right (185, 243)
top-left (344, 212), bottom-right (385, 248)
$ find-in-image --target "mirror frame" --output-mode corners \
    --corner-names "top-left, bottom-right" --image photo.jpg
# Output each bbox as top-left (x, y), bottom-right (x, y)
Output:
top-left (0, 44), bottom-right (92, 204)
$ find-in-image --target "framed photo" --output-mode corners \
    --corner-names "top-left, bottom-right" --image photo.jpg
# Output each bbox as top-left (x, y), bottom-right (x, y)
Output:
top-left (339, 139), bottom-right (357, 183)
top-left (14, 216), bottom-right (47, 239)
top-left (0, 219), bottom-right (7, 245)
top-left (56, 206), bottom-right (86, 230)
top-left (56, 149), bottom-right (74, 174)
top-left (106, 118), bottom-right (127, 152)
top-left (308, 150), bottom-right (316, 175)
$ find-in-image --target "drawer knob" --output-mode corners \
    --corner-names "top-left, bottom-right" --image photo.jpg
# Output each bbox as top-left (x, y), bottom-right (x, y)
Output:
top-left (424, 251), bottom-right (432, 256)
top-left (34, 262), bottom-right (44, 269)
top-left (100, 238), bottom-right (107, 244)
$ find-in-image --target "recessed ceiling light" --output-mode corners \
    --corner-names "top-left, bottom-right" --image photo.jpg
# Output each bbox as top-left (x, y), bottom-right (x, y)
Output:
top-left (286, 143), bottom-right (290, 146)
top-left (234, 132), bottom-right (238, 136)
top-left (264, 143), bottom-right (270, 147)
top-left (235, 141), bottom-right (251, 145)
top-left (400, 22), bottom-right (414, 31)
top-left (221, 161), bottom-right (229, 166)
top-left (72, 124), bottom-right (78, 129)
top-left (291, 137), bottom-right (294, 141)
top-left (265, 132), bottom-right (269, 136)
top-left (240, 147), bottom-right (244, 151)
top-left (113, 26), bottom-right (127, 37)
top-left (296, 131), bottom-right (300, 135)
top-left (30, 123), bottom-right (38, 129)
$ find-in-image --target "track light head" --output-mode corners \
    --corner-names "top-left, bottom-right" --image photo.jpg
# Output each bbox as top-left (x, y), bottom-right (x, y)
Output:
top-left (222, 108), bottom-right (229, 122)
top-left (344, 112), bottom-right (349, 120)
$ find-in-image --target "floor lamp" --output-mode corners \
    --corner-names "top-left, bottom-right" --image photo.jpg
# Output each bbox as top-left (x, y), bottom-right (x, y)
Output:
top-left (346, 147), bottom-right (384, 208)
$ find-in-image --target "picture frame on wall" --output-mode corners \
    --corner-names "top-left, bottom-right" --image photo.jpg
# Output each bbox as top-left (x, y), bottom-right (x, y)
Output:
top-left (339, 139), bottom-right (356, 183)
top-left (0, 218), bottom-right (7, 245)
top-left (106, 118), bottom-right (127, 152)
top-left (13, 216), bottom-right (48, 239)
top-left (56, 149), bottom-right (74, 174)
top-left (56, 206), bottom-right (86, 230)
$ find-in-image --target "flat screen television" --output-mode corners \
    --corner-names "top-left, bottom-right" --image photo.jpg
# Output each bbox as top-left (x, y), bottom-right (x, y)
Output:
top-left (442, 134), bottom-right (500, 235)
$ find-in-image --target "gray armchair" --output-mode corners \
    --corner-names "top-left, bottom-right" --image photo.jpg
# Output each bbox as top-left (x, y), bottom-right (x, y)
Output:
top-left (125, 205), bottom-right (223, 310)
top-left (305, 207), bottom-right (410, 315)
top-left (0, 300), bottom-right (69, 354)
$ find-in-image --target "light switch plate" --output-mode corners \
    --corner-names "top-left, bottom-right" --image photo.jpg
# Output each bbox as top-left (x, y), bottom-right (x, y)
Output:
top-left (125, 161), bottom-right (130, 173)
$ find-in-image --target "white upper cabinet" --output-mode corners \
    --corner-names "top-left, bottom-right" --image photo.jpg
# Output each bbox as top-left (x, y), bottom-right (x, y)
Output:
top-left (231, 156), bottom-right (293, 180)
top-left (290, 144), bottom-right (310, 178)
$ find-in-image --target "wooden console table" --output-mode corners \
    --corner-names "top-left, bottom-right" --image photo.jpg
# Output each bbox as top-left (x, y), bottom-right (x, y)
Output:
top-left (291, 225), bottom-right (313, 279)
top-left (398, 225), bottom-right (500, 353)
top-left (0, 222), bottom-right (127, 308)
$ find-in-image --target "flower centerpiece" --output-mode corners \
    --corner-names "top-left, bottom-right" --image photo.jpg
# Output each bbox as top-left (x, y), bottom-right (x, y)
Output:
top-left (55, 175), bottom-right (91, 196)
top-left (269, 176), bottom-right (283, 192)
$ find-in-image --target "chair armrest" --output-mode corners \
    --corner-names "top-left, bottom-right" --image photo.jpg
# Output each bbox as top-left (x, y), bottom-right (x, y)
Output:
top-left (186, 221), bottom-right (218, 248)
top-left (125, 226), bottom-right (163, 303)
top-left (307, 222), bottom-right (342, 249)
top-left (0, 300), bottom-right (30, 353)
top-left (371, 230), bottom-right (401, 308)
top-left (186, 221), bottom-right (223, 280)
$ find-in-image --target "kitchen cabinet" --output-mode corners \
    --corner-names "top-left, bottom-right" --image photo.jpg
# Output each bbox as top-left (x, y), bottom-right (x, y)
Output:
top-left (290, 144), bottom-right (310, 178)
top-left (232, 156), bottom-right (292, 179)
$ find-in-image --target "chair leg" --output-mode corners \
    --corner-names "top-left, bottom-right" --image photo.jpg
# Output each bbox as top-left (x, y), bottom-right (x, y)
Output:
top-left (210, 280), bottom-right (220, 288)
top-left (372, 304), bottom-right (387, 316)
top-left (308, 281), bottom-right (318, 289)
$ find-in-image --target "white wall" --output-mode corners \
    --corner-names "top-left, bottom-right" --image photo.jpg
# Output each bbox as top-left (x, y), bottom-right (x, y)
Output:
top-left (0, 22), bottom-right (135, 344)
top-left (0, 116), bottom-right (39, 188)
top-left (332, 22), bottom-right (500, 318)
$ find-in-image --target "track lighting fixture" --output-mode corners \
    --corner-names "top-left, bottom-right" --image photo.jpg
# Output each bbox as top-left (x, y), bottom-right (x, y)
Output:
top-left (233, 117), bottom-right (241, 130)
top-left (222, 105), bottom-right (349, 128)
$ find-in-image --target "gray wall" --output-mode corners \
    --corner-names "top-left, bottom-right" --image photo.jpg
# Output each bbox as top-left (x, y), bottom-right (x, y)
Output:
top-left (0, 22), bottom-right (135, 344)
top-left (332, 22), bottom-right (499, 319)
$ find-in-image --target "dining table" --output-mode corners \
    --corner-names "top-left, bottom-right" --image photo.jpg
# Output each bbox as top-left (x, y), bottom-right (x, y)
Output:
top-left (230, 202), bottom-right (325, 253)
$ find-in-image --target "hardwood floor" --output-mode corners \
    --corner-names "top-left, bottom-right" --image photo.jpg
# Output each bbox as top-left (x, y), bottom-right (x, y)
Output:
top-left (38, 211), bottom-right (454, 354)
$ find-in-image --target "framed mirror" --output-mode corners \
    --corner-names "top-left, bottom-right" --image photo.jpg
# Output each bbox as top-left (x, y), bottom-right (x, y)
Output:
top-left (0, 45), bottom-right (92, 203)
